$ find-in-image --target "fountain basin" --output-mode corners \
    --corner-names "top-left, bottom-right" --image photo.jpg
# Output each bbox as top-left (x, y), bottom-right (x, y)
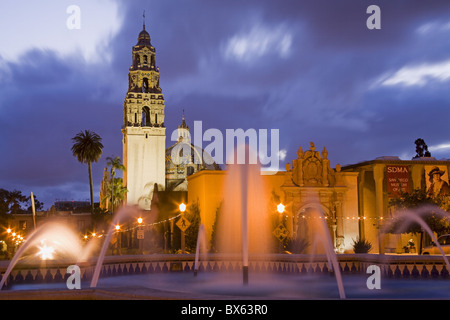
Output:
top-left (3, 270), bottom-right (450, 300)
top-left (1, 254), bottom-right (450, 298)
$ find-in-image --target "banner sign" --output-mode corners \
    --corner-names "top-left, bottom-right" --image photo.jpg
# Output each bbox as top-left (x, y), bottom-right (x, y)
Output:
top-left (386, 165), bottom-right (410, 197)
top-left (425, 165), bottom-right (449, 198)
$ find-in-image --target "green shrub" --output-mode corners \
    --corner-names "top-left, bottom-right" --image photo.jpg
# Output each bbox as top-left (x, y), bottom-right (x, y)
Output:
top-left (285, 237), bottom-right (310, 254)
top-left (352, 238), bottom-right (372, 254)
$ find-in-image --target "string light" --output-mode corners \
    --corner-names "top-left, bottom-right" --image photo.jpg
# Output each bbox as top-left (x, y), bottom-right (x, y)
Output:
top-left (82, 213), bottom-right (184, 240)
top-left (297, 216), bottom-right (393, 220)
top-left (80, 212), bottom-right (393, 240)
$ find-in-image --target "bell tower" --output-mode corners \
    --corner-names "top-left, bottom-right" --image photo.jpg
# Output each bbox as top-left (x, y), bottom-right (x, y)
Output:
top-left (122, 20), bottom-right (166, 209)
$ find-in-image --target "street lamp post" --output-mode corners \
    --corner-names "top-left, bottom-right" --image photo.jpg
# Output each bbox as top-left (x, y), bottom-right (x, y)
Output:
top-left (137, 218), bottom-right (143, 254)
top-left (5, 228), bottom-right (12, 259)
top-left (277, 203), bottom-right (286, 253)
top-left (179, 203), bottom-right (186, 253)
top-left (115, 224), bottom-right (121, 255)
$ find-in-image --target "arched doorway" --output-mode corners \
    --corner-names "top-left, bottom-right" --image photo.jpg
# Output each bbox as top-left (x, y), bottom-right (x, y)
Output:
top-left (294, 203), bottom-right (334, 254)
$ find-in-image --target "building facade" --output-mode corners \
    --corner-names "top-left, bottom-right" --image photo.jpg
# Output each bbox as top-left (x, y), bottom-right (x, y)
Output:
top-left (166, 114), bottom-right (220, 191)
top-left (342, 156), bottom-right (450, 253)
top-left (188, 142), bottom-right (360, 253)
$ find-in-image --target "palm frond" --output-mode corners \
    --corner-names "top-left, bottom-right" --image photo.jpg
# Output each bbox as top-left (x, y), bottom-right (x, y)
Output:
top-left (71, 130), bottom-right (104, 163)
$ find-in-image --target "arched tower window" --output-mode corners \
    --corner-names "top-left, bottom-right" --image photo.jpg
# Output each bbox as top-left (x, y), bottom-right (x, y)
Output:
top-left (151, 55), bottom-right (155, 67)
top-left (155, 113), bottom-right (158, 124)
top-left (142, 107), bottom-right (150, 126)
top-left (142, 78), bottom-right (149, 93)
top-left (143, 55), bottom-right (148, 64)
top-left (135, 54), bottom-right (140, 66)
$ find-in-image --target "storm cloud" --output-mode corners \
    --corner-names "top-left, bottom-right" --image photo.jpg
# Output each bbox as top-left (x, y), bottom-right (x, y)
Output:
top-left (1, 0), bottom-right (450, 208)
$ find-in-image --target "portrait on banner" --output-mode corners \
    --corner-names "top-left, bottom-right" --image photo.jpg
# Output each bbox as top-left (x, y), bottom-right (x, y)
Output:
top-left (425, 166), bottom-right (450, 198)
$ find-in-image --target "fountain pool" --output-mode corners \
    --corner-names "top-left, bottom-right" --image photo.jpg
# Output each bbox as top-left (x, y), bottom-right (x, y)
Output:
top-left (4, 269), bottom-right (450, 300)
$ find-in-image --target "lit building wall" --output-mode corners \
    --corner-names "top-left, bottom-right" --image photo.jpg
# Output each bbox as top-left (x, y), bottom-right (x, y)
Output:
top-left (342, 157), bottom-right (450, 253)
top-left (123, 127), bottom-right (166, 209)
top-left (187, 143), bottom-right (360, 253)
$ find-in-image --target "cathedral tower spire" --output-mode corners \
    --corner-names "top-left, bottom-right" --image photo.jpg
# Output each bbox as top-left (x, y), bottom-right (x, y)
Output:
top-left (143, 10), bottom-right (146, 30)
top-left (178, 110), bottom-right (190, 142)
top-left (122, 22), bottom-right (166, 209)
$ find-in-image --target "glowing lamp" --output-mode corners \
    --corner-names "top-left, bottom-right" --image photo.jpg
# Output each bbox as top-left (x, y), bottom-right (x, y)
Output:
top-left (179, 203), bottom-right (187, 213)
top-left (277, 203), bottom-right (285, 214)
top-left (37, 244), bottom-right (55, 260)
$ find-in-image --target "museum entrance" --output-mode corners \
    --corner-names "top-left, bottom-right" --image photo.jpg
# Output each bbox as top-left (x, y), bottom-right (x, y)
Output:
top-left (294, 205), bottom-right (334, 254)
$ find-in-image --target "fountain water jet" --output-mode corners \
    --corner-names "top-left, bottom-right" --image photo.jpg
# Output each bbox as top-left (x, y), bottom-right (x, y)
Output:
top-left (194, 224), bottom-right (207, 276)
top-left (382, 205), bottom-right (450, 272)
top-left (241, 157), bottom-right (249, 285)
top-left (303, 206), bottom-right (346, 299)
top-left (90, 205), bottom-right (143, 288)
top-left (0, 222), bottom-right (85, 290)
top-left (215, 144), bottom-right (272, 285)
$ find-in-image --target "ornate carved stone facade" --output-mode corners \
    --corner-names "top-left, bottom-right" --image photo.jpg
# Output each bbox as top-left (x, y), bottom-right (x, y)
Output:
top-left (281, 142), bottom-right (358, 253)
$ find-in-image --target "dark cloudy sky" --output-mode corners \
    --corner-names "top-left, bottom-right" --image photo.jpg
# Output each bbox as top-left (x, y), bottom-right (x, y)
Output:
top-left (1, 0), bottom-right (450, 209)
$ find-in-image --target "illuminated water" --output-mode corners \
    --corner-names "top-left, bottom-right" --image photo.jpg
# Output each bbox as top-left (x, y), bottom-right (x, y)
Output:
top-left (7, 272), bottom-right (450, 299)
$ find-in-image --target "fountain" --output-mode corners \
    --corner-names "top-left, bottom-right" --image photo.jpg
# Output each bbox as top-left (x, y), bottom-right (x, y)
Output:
top-left (0, 222), bottom-right (92, 290)
top-left (190, 144), bottom-right (345, 297)
top-left (193, 224), bottom-right (207, 277)
top-left (4, 149), bottom-right (450, 299)
top-left (381, 204), bottom-right (450, 271)
top-left (302, 206), bottom-right (346, 299)
top-left (214, 144), bottom-right (272, 286)
top-left (90, 205), bottom-right (143, 288)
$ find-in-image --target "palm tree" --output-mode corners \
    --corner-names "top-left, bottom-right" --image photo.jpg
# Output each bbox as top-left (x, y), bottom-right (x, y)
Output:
top-left (107, 177), bottom-right (128, 212)
top-left (105, 156), bottom-right (126, 212)
top-left (106, 156), bottom-right (126, 180)
top-left (71, 130), bottom-right (104, 214)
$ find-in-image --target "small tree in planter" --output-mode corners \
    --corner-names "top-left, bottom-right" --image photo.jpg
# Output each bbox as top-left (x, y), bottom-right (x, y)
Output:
top-left (285, 237), bottom-right (310, 254)
top-left (388, 188), bottom-right (450, 254)
top-left (352, 238), bottom-right (373, 254)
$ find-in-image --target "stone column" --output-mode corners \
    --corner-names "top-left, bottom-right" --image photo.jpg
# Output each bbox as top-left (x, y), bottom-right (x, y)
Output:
top-left (358, 169), bottom-right (366, 240)
top-left (282, 164), bottom-right (296, 239)
top-left (331, 205), bottom-right (337, 249)
top-left (292, 159), bottom-right (298, 185)
top-left (322, 147), bottom-right (329, 186)
top-left (373, 164), bottom-right (385, 254)
top-left (296, 147), bottom-right (304, 186)
top-left (335, 192), bottom-right (344, 253)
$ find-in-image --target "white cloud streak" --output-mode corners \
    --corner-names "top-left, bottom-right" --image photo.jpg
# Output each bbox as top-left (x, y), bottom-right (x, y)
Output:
top-left (223, 24), bottom-right (292, 62)
top-left (0, 0), bottom-right (122, 63)
top-left (378, 60), bottom-right (450, 87)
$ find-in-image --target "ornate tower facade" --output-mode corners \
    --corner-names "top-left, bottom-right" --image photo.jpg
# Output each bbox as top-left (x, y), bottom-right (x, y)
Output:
top-left (122, 23), bottom-right (166, 209)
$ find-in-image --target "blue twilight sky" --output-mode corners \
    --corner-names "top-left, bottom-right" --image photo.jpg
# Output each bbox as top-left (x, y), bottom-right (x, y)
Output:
top-left (1, 0), bottom-right (450, 209)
